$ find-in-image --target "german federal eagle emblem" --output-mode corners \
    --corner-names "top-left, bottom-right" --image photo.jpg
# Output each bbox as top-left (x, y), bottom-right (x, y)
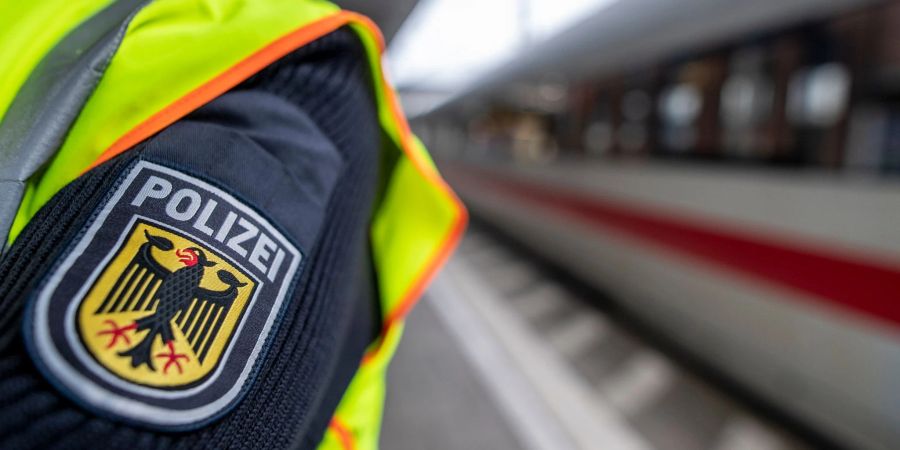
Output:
top-left (27, 161), bottom-right (301, 429)
top-left (80, 222), bottom-right (255, 387)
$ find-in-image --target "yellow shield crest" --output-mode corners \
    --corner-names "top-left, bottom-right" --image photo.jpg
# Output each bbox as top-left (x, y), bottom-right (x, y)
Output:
top-left (78, 221), bottom-right (256, 388)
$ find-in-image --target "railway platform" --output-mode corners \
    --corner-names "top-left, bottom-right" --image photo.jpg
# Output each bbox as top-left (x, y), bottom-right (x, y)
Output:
top-left (381, 226), bottom-right (812, 450)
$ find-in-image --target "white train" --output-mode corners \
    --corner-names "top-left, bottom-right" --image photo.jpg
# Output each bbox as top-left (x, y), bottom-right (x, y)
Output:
top-left (444, 161), bottom-right (900, 450)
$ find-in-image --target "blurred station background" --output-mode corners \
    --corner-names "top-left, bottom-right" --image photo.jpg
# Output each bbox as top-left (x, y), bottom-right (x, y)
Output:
top-left (340, 1), bottom-right (900, 449)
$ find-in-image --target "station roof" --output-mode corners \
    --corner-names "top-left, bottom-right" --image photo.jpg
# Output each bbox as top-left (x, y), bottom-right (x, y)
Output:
top-left (398, 0), bottom-right (878, 118)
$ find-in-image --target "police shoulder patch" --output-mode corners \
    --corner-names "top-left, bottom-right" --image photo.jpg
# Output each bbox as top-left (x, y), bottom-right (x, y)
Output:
top-left (25, 160), bottom-right (302, 430)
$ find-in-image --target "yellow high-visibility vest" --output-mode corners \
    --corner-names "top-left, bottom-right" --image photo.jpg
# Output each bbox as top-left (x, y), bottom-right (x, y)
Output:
top-left (0, 1), bottom-right (466, 448)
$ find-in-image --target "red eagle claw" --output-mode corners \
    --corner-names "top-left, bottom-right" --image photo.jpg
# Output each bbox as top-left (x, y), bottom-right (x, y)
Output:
top-left (96, 320), bottom-right (137, 349)
top-left (156, 341), bottom-right (189, 374)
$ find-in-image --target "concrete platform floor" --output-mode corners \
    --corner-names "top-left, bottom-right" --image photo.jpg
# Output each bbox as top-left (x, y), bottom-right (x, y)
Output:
top-left (380, 228), bottom-right (811, 450)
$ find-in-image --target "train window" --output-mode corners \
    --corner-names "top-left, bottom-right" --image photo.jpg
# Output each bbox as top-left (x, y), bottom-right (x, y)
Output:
top-left (584, 94), bottom-right (614, 156)
top-left (787, 63), bottom-right (851, 127)
top-left (844, 105), bottom-right (888, 170)
top-left (619, 122), bottom-right (648, 153)
top-left (584, 120), bottom-right (614, 155)
top-left (660, 84), bottom-right (702, 126)
top-left (660, 83), bottom-right (702, 151)
top-left (720, 48), bottom-right (774, 157)
top-left (619, 89), bottom-right (652, 154)
top-left (623, 90), bottom-right (652, 122)
top-left (722, 76), bottom-right (774, 125)
top-left (721, 49), bottom-right (773, 128)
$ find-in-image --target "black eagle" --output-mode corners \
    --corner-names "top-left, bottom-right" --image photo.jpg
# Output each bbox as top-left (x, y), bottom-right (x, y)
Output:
top-left (95, 230), bottom-right (246, 373)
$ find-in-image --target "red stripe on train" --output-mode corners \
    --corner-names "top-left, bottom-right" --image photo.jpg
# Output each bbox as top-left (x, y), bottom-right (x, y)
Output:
top-left (448, 165), bottom-right (900, 331)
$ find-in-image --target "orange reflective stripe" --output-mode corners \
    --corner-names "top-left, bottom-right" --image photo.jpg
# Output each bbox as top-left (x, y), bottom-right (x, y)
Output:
top-left (359, 72), bottom-right (468, 362)
top-left (329, 417), bottom-right (357, 450)
top-left (86, 11), bottom-right (359, 171)
top-left (350, 17), bottom-right (467, 364)
top-left (360, 211), bottom-right (466, 364)
top-left (377, 45), bottom-right (468, 323)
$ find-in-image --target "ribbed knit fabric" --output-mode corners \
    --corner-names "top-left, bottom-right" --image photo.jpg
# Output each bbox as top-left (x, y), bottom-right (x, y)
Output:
top-left (0, 27), bottom-right (381, 449)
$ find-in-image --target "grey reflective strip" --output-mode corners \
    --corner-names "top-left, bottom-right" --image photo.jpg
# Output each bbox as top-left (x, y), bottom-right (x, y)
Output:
top-left (0, 0), bottom-right (149, 251)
